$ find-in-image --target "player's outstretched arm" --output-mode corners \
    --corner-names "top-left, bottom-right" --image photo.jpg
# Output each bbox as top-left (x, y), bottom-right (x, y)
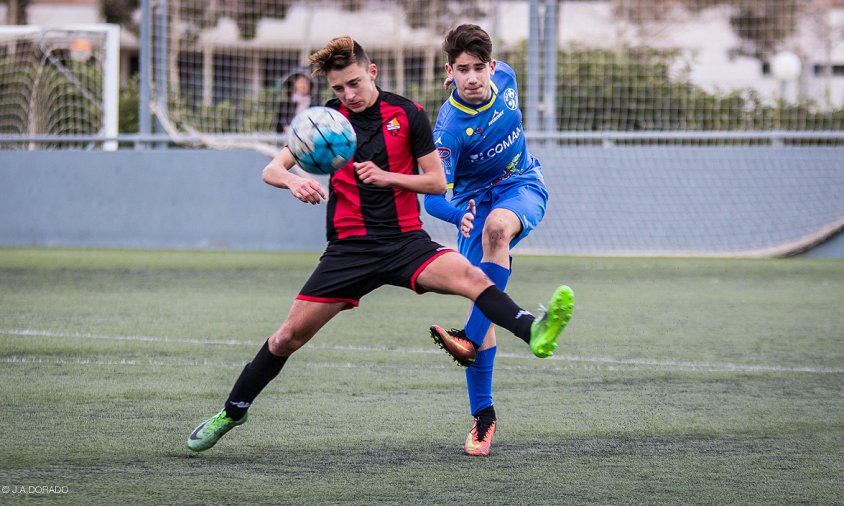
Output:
top-left (262, 147), bottom-right (327, 205)
top-left (424, 193), bottom-right (475, 238)
top-left (423, 193), bottom-right (460, 224)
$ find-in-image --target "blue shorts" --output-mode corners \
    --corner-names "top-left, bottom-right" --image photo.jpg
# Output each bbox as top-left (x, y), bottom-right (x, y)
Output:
top-left (455, 178), bottom-right (549, 265)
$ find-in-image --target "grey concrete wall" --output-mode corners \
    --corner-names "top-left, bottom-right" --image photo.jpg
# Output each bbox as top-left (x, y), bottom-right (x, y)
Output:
top-left (1, 148), bottom-right (842, 257)
top-left (426, 146), bottom-right (844, 258)
top-left (800, 230), bottom-right (844, 258)
top-left (0, 150), bottom-right (326, 251)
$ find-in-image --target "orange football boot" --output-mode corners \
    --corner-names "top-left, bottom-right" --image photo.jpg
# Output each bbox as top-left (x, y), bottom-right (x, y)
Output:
top-left (465, 415), bottom-right (496, 457)
top-left (429, 325), bottom-right (477, 367)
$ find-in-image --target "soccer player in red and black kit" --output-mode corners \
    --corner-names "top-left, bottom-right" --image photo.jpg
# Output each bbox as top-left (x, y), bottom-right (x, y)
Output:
top-left (187, 36), bottom-right (574, 454)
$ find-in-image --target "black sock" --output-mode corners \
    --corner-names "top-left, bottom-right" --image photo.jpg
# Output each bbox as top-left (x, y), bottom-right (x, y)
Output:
top-left (473, 285), bottom-right (535, 344)
top-left (474, 405), bottom-right (496, 441)
top-left (474, 405), bottom-right (496, 420)
top-left (224, 340), bottom-right (288, 420)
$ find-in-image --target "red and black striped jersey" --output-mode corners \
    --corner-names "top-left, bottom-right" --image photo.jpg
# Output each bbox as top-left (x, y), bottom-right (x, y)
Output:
top-left (324, 89), bottom-right (436, 241)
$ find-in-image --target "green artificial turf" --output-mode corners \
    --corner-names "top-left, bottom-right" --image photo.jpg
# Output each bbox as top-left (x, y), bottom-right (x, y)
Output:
top-left (1, 248), bottom-right (842, 504)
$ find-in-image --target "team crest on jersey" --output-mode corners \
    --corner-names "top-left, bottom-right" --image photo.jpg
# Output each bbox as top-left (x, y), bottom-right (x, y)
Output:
top-left (386, 116), bottom-right (401, 136)
top-left (503, 88), bottom-right (518, 110)
top-left (465, 127), bottom-right (483, 137)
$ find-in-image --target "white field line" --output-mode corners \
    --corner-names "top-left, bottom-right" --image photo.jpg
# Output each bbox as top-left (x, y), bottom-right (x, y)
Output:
top-left (0, 355), bottom-right (450, 370)
top-left (2, 328), bottom-right (843, 374)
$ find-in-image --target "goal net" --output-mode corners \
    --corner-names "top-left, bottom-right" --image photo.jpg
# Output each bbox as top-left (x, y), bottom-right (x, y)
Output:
top-left (140, 0), bottom-right (844, 256)
top-left (0, 24), bottom-right (120, 150)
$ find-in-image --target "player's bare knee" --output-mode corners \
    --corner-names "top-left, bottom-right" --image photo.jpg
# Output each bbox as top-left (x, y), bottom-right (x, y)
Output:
top-left (268, 329), bottom-right (302, 356)
top-left (483, 217), bottom-right (514, 251)
top-left (483, 225), bottom-right (509, 252)
top-left (466, 264), bottom-right (494, 293)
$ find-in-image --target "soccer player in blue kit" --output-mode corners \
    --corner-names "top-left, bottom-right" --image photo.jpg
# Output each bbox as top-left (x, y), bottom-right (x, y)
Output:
top-left (425, 24), bottom-right (575, 457)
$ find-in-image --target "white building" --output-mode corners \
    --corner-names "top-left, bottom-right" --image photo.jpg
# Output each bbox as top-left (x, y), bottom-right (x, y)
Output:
top-left (4, 0), bottom-right (844, 109)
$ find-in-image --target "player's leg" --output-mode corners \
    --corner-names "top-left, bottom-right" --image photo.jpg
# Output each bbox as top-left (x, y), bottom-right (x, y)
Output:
top-left (465, 180), bottom-right (550, 344)
top-left (460, 208), bottom-right (521, 346)
top-left (187, 299), bottom-right (345, 452)
top-left (466, 326), bottom-right (496, 413)
top-left (429, 204), bottom-right (493, 365)
top-left (430, 201), bottom-right (515, 363)
top-left (417, 252), bottom-right (528, 342)
top-left (427, 184), bottom-right (562, 456)
top-left (188, 242), bottom-right (371, 453)
top-left (461, 207), bottom-right (520, 401)
top-left (226, 298), bottom-right (345, 419)
top-left (460, 208), bottom-right (520, 455)
top-left (462, 324), bottom-right (497, 456)
top-left (423, 206), bottom-right (505, 454)
top-left (418, 251), bottom-right (574, 357)
top-left (433, 181), bottom-right (548, 363)
top-left (486, 181), bottom-right (572, 358)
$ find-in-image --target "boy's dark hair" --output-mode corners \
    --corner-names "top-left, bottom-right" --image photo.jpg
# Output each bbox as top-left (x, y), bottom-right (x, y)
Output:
top-left (442, 24), bottom-right (492, 65)
top-left (308, 36), bottom-right (371, 76)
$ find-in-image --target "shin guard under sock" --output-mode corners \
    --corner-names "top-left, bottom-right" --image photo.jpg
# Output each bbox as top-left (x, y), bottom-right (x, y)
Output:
top-left (225, 340), bottom-right (288, 420)
top-left (466, 346), bottom-right (496, 416)
top-left (464, 262), bottom-right (511, 346)
top-left (473, 285), bottom-right (535, 344)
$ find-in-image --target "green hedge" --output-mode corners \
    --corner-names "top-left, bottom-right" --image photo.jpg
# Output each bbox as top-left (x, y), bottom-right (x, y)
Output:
top-left (512, 46), bottom-right (844, 132)
top-left (110, 46), bottom-right (843, 136)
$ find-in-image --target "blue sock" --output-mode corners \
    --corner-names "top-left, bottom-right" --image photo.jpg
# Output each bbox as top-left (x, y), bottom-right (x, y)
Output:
top-left (464, 262), bottom-right (511, 346)
top-left (466, 346), bottom-right (496, 416)
top-left (464, 262), bottom-right (509, 417)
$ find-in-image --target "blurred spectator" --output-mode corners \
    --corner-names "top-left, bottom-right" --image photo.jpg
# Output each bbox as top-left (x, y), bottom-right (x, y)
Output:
top-left (276, 72), bottom-right (313, 133)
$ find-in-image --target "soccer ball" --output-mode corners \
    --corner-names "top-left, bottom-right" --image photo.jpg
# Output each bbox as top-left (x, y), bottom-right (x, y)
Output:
top-left (287, 107), bottom-right (357, 175)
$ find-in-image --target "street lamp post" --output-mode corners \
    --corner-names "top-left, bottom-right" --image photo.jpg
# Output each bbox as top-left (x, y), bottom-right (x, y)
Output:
top-left (771, 51), bottom-right (802, 104)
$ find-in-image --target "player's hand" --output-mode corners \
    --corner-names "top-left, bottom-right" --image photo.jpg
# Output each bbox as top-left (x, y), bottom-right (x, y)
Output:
top-left (443, 75), bottom-right (454, 89)
top-left (288, 176), bottom-right (326, 205)
top-left (354, 161), bottom-right (392, 187)
top-left (460, 199), bottom-right (476, 238)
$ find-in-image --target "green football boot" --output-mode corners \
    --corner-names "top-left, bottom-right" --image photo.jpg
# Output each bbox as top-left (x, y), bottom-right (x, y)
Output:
top-left (187, 408), bottom-right (248, 452)
top-left (529, 285), bottom-right (575, 358)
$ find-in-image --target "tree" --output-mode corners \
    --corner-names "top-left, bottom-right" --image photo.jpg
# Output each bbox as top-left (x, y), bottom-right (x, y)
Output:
top-left (399, 0), bottom-right (488, 32)
top-left (101, 0), bottom-right (140, 36)
top-left (725, 0), bottom-right (801, 60)
top-left (1, 0), bottom-right (30, 24)
top-left (612, 0), bottom-right (803, 60)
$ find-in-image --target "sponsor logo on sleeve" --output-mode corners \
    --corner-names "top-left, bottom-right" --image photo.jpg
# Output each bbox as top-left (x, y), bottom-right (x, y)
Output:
top-left (437, 147), bottom-right (452, 168)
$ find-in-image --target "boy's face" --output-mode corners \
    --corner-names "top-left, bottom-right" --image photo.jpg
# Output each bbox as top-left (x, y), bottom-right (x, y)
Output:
top-left (326, 62), bottom-right (379, 113)
top-left (446, 52), bottom-right (496, 105)
top-left (292, 76), bottom-right (311, 96)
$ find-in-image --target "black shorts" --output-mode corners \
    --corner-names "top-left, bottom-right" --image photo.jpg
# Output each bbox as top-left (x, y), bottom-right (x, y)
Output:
top-left (297, 229), bottom-right (453, 308)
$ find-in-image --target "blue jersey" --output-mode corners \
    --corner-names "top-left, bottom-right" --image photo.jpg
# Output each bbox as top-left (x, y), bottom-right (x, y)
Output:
top-left (433, 61), bottom-right (543, 207)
